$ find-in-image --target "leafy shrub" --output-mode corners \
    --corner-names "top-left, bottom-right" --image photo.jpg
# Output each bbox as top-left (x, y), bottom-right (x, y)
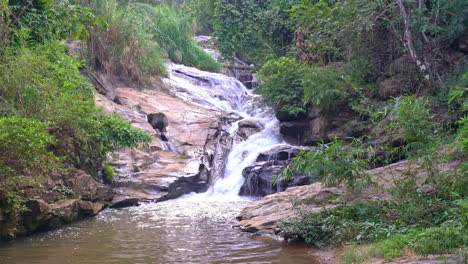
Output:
top-left (102, 163), bottom-right (117, 183)
top-left (302, 67), bottom-right (348, 113)
top-left (213, 0), bottom-right (297, 61)
top-left (0, 117), bottom-right (60, 212)
top-left (386, 96), bottom-right (438, 159)
top-left (276, 137), bottom-right (371, 188)
top-left (133, 3), bottom-right (220, 71)
top-left (0, 42), bottom-right (151, 212)
top-left (86, 0), bottom-right (219, 85)
top-left (258, 57), bottom-right (308, 121)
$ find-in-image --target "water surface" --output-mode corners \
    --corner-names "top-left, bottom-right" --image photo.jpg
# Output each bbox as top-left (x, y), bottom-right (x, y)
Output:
top-left (0, 194), bottom-right (319, 264)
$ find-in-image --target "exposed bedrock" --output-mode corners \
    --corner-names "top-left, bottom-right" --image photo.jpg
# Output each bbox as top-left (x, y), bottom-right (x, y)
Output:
top-left (0, 169), bottom-right (113, 240)
top-left (95, 86), bottom-right (240, 202)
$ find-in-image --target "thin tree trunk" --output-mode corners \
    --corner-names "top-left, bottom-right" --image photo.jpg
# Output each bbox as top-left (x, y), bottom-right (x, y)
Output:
top-left (397, 0), bottom-right (430, 80)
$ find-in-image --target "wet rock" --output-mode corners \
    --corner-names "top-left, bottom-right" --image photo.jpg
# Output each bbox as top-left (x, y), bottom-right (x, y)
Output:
top-left (78, 201), bottom-right (103, 216)
top-left (239, 160), bottom-right (311, 197)
top-left (279, 121), bottom-right (309, 145)
top-left (148, 113), bottom-right (169, 132)
top-left (255, 145), bottom-right (304, 162)
top-left (110, 197), bottom-right (140, 208)
top-left (236, 183), bottom-right (342, 234)
top-left (236, 119), bottom-right (265, 141)
top-left (239, 145), bottom-right (312, 197)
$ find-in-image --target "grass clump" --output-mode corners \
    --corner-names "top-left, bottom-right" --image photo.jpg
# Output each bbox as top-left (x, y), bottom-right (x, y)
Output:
top-left (86, 0), bottom-right (220, 85)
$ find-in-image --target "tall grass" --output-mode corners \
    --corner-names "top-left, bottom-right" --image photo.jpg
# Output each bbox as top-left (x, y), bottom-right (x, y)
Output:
top-left (86, 0), bottom-right (167, 85)
top-left (85, 0), bottom-right (219, 85)
top-left (126, 3), bottom-right (220, 72)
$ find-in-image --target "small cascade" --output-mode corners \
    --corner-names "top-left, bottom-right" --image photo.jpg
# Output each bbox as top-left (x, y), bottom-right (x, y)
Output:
top-left (165, 61), bottom-right (286, 198)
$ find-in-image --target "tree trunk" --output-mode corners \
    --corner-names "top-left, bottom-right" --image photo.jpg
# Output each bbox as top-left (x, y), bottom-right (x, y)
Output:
top-left (397, 0), bottom-right (430, 80)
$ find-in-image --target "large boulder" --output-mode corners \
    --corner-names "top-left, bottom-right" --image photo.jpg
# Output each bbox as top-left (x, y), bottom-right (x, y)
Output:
top-left (236, 183), bottom-right (343, 234)
top-left (239, 145), bottom-right (312, 197)
top-left (235, 119), bottom-right (265, 142)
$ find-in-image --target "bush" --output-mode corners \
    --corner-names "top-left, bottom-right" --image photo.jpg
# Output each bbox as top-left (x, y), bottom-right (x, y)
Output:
top-left (0, 42), bottom-right (151, 212)
top-left (302, 67), bottom-right (349, 113)
top-left (276, 137), bottom-right (371, 188)
top-left (258, 57), bottom-right (308, 121)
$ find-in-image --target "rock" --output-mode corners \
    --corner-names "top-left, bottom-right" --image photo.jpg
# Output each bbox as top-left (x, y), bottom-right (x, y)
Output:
top-left (66, 169), bottom-right (98, 201)
top-left (174, 50), bottom-right (183, 63)
top-left (96, 86), bottom-right (238, 201)
top-left (236, 119), bottom-right (265, 141)
top-left (279, 121), bottom-right (309, 145)
top-left (23, 199), bottom-right (52, 231)
top-left (239, 145), bottom-right (312, 197)
top-left (236, 183), bottom-right (342, 234)
top-left (110, 197), bottom-right (140, 208)
top-left (148, 112), bottom-right (168, 132)
top-left (49, 199), bottom-right (79, 221)
top-left (78, 201), bottom-right (103, 216)
top-left (255, 145), bottom-right (304, 162)
top-left (237, 158), bottom-right (462, 235)
top-left (239, 160), bottom-right (311, 197)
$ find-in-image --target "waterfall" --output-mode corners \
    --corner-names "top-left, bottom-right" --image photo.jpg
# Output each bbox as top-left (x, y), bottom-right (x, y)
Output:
top-left (165, 62), bottom-right (284, 197)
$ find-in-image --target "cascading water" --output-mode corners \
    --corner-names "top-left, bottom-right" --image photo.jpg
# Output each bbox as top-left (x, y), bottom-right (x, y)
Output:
top-left (0, 62), bottom-right (320, 264)
top-left (165, 62), bottom-right (284, 197)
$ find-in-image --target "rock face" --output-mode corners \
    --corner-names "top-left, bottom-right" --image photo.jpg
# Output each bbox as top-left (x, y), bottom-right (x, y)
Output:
top-left (236, 183), bottom-right (342, 234)
top-left (96, 84), bottom-right (239, 202)
top-left (239, 145), bottom-right (311, 197)
top-left (0, 169), bottom-right (112, 240)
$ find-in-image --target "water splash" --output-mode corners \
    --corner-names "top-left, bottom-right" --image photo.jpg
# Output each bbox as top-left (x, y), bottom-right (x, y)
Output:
top-left (165, 62), bottom-right (285, 198)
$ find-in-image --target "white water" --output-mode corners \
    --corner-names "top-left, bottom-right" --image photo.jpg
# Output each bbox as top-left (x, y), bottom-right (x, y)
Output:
top-left (165, 62), bottom-right (284, 198)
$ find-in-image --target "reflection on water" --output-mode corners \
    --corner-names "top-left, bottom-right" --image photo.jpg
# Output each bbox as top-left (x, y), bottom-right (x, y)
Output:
top-left (0, 194), bottom-right (319, 264)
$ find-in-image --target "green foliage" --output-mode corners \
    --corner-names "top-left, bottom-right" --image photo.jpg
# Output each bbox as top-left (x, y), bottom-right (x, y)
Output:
top-left (0, 117), bottom-right (59, 178)
top-left (52, 186), bottom-right (76, 197)
top-left (132, 3), bottom-right (220, 71)
top-left (384, 96), bottom-right (439, 160)
top-left (276, 137), bottom-right (371, 188)
top-left (0, 117), bottom-right (59, 212)
top-left (0, 42), bottom-right (151, 212)
top-left (86, 0), bottom-right (167, 84)
top-left (258, 57), bottom-right (349, 120)
top-left (86, 1), bottom-right (219, 84)
top-left (258, 57), bottom-right (307, 121)
top-left (102, 163), bottom-right (117, 183)
top-left (6, 0), bottom-right (103, 43)
top-left (280, 196), bottom-right (467, 253)
top-left (213, 0), bottom-right (297, 61)
top-left (302, 67), bottom-right (348, 113)
top-left (291, 0), bottom-right (382, 64)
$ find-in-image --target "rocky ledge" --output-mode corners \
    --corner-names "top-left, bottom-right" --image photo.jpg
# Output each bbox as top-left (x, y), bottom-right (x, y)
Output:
top-left (0, 169), bottom-right (113, 240)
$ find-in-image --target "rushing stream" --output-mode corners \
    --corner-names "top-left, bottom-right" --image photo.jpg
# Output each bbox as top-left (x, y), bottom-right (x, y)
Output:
top-left (0, 63), bottom-right (320, 264)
